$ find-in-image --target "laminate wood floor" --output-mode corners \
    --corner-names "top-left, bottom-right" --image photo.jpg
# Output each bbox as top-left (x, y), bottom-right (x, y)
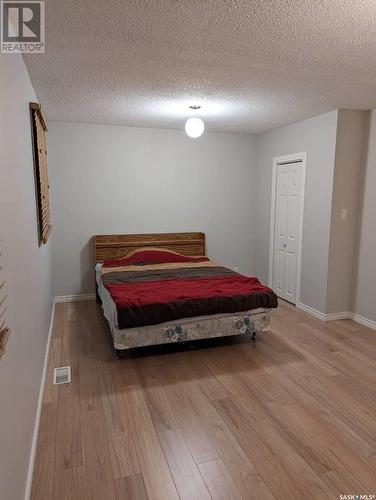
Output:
top-left (31, 300), bottom-right (376, 500)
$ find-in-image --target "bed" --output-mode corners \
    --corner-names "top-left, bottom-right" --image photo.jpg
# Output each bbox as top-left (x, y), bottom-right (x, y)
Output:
top-left (93, 232), bottom-right (278, 353)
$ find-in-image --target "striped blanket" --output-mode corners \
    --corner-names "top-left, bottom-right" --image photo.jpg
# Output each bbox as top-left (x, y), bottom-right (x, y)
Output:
top-left (100, 249), bottom-right (278, 329)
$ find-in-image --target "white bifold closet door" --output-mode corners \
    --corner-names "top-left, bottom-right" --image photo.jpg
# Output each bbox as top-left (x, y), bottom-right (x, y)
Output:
top-left (272, 161), bottom-right (302, 304)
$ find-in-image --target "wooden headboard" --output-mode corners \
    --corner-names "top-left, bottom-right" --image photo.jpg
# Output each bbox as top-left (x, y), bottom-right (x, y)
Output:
top-left (93, 232), bottom-right (206, 263)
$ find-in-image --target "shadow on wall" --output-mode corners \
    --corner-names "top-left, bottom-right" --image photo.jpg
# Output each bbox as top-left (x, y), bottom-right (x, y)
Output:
top-left (351, 111), bottom-right (371, 307)
top-left (80, 239), bottom-right (95, 294)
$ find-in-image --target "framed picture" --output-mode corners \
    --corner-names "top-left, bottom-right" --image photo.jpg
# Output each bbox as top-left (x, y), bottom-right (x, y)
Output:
top-left (29, 102), bottom-right (52, 245)
top-left (0, 246), bottom-right (10, 359)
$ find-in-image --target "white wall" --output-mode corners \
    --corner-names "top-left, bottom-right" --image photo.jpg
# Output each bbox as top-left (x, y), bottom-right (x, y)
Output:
top-left (352, 109), bottom-right (376, 323)
top-left (48, 110), bottom-right (376, 324)
top-left (48, 122), bottom-right (257, 296)
top-left (0, 55), bottom-right (53, 500)
top-left (255, 110), bottom-right (338, 313)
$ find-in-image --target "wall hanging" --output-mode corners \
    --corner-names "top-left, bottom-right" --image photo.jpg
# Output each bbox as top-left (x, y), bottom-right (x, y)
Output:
top-left (30, 102), bottom-right (52, 245)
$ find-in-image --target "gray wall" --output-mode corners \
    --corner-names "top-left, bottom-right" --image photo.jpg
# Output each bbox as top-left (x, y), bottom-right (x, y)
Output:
top-left (326, 110), bottom-right (369, 314)
top-left (0, 55), bottom-right (53, 499)
top-left (352, 109), bottom-right (376, 323)
top-left (48, 109), bottom-right (376, 322)
top-left (255, 110), bottom-right (338, 313)
top-left (48, 122), bottom-right (257, 296)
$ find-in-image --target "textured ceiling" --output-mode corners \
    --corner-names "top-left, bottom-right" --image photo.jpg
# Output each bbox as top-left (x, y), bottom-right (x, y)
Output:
top-left (24, 0), bottom-right (376, 134)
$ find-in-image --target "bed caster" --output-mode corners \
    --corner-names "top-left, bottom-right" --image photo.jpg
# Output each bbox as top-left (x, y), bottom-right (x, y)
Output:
top-left (116, 348), bottom-right (135, 358)
top-left (116, 349), bottom-right (125, 359)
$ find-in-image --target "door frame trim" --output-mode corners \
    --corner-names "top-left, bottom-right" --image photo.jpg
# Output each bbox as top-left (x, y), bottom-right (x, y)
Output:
top-left (268, 152), bottom-right (307, 305)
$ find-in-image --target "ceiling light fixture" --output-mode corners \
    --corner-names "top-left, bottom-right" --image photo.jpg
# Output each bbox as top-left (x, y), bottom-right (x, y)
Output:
top-left (185, 105), bottom-right (204, 138)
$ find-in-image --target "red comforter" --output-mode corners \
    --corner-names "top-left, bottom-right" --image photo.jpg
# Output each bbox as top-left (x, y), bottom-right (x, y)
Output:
top-left (101, 250), bottom-right (278, 329)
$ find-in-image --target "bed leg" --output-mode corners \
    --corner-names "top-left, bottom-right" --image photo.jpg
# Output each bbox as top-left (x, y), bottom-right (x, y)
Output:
top-left (116, 349), bottom-right (124, 359)
top-left (251, 331), bottom-right (257, 341)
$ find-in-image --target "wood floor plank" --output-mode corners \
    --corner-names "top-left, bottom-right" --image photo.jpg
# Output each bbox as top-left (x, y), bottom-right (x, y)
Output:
top-left (331, 349), bottom-right (376, 385)
top-left (331, 326), bottom-right (376, 361)
top-left (114, 359), bottom-right (180, 500)
top-left (32, 300), bottom-right (376, 499)
top-left (179, 420), bottom-right (219, 464)
top-left (259, 401), bottom-right (342, 475)
top-left (265, 320), bottom-right (341, 377)
top-left (42, 337), bottom-right (61, 404)
top-left (52, 467), bottom-right (85, 500)
top-left (182, 384), bottom-right (275, 500)
top-left (172, 350), bottom-right (228, 400)
top-left (281, 402), bottom-right (376, 490)
top-left (214, 397), bottom-right (330, 500)
top-left (199, 348), bottom-right (272, 421)
top-left (168, 352), bottom-right (275, 499)
top-left (290, 322), bottom-right (376, 380)
top-left (51, 303), bottom-right (64, 339)
top-left (107, 428), bottom-right (140, 480)
top-left (232, 344), bottom-right (296, 406)
top-left (64, 301), bottom-right (80, 322)
top-left (77, 311), bottom-right (103, 413)
top-left (55, 320), bottom-right (82, 470)
top-left (135, 356), bottom-right (178, 432)
top-left (159, 428), bottom-right (212, 500)
top-left (267, 365), bottom-right (376, 458)
top-left (320, 468), bottom-right (369, 497)
top-left (333, 372), bottom-right (376, 410)
top-left (55, 382), bottom-right (82, 470)
top-left (294, 369), bottom-right (376, 446)
top-left (279, 375), bottom-right (376, 460)
top-left (114, 474), bottom-right (149, 500)
top-left (81, 409), bottom-right (117, 500)
top-left (253, 417), bottom-right (336, 499)
top-left (335, 318), bottom-right (376, 342)
top-left (31, 402), bottom-right (57, 500)
top-left (101, 361), bottom-right (141, 478)
top-left (199, 459), bottom-right (242, 500)
top-left (140, 355), bottom-right (218, 464)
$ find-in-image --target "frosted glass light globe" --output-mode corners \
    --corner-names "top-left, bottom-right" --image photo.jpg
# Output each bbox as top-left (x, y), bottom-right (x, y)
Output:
top-left (185, 117), bottom-right (205, 138)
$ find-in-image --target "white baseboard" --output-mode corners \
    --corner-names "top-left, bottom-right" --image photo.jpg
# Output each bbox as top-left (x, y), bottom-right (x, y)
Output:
top-left (350, 313), bottom-right (376, 330)
top-left (297, 302), bottom-right (376, 330)
top-left (324, 311), bottom-right (351, 321)
top-left (296, 302), bottom-right (327, 321)
top-left (24, 298), bottom-right (56, 500)
top-left (297, 303), bottom-right (350, 322)
top-left (55, 293), bottom-right (95, 303)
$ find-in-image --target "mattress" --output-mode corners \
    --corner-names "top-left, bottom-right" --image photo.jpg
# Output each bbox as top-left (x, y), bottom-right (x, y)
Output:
top-left (99, 250), bottom-right (277, 329)
top-left (95, 249), bottom-right (277, 350)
